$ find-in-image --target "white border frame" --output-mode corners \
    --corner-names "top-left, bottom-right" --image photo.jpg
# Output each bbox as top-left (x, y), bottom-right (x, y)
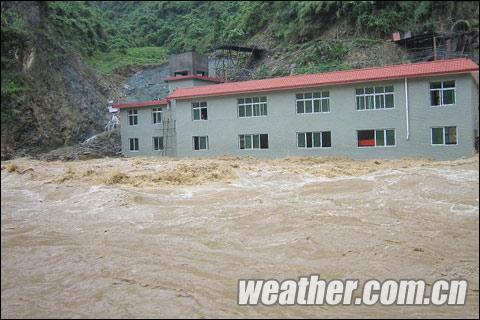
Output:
top-left (356, 129), bottom-right (397, 148)
top-left (152, 136), bottom-right (164, 151)
top-left (192, 135), bottom-right (209, 151)
top-left (192, 102), bottom-right (208, 121)
top-left (355, 86), bottom-right (395, 111)
top-left (129, 138), bottom-right (140, 152)
top-left (152, 107), bottom-right (163, 125)
top-left (295, 91), bottom-right (331, 115)
top-left (429, 80), bottom-right (456, 107)
top-left (430, 126), bottom-right (458, 146)
top-left (296, 131), bottom-right (332, 149)
top-left (238, 97), bottom-right (268, 118)
top-left (128, 109), bottom-right (139, 126)
top-left (238, 133), bottom-right (269, 150)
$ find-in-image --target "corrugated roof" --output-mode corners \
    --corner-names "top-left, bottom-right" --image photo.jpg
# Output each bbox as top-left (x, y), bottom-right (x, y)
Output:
top-left (168, 58), bottom-right (479, 100)
top-left (112, 99), bottom-right (168, 109)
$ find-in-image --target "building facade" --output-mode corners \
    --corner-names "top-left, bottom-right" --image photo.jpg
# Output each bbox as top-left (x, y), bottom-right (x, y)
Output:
top-left (115, 58), bottom-right (479, 160)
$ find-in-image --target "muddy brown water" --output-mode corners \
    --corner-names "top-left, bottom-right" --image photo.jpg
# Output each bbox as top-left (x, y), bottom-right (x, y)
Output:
top-left (1, 157), bottom-right (479, 318)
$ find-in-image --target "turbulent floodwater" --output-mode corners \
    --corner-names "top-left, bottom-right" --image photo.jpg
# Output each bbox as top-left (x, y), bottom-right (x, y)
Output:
top-left (1, 156), bottom-right (479, 318)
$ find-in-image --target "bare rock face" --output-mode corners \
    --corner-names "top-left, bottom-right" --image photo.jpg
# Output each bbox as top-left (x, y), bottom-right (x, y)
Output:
top-left (1, 1), bottom-right (110, 160)
top-left (120, 64), bottom-right (170, 103)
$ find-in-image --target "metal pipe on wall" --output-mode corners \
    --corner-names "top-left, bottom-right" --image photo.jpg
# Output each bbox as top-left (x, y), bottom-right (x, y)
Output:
top-left (405, 77), bottom-right (410, 140)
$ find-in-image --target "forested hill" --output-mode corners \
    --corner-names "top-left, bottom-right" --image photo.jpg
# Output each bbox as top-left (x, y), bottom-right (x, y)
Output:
top-left (1, 1), bottom-right (479, 159)
top-left (48, 1), bottom-right (479, 73)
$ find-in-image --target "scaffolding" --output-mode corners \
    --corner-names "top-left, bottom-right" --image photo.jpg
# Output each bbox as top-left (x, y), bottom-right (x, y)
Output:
top-left (154, 118), bottom-right (176, 157)
top-left (392, 20), bottom-right (478, 63)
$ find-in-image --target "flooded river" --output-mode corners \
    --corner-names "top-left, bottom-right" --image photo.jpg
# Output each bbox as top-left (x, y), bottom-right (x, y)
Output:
top-left (1, 156), bottom-right (478, 318)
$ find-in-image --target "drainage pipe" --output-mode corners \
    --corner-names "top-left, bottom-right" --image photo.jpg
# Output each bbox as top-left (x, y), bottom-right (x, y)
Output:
top-left (405, 77), bottom-right (410, 140)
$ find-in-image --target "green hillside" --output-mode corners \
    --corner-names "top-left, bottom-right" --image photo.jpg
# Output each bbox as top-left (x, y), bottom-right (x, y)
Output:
top-left (45, 1), bottom-right (471, 75)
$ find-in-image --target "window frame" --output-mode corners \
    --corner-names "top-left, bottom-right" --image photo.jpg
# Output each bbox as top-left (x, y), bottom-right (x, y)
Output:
top-left (431, 126), bottom-right (458, 146)
top-left (238, 97), bottom-right (268, 118)
top-left (429, 80), bottom-right (456, 107)
top-left (295, 91), bottom-right (331, 114)
top-left (355, 86), bottom-right (395, 111)
top-left (296, 131), bottom-right (332, 149)
top-left (152, 136), bottom-right (164, 151)
top-left (128, 109), bottom-right (138, 126)
top-left (129, 138), bottom-right (139, 152)
top-left (192, 102), bottom-right (208, 121)
top-left (357, 129), bottom-right (396, 148)
top-left (152, 107), bottom-right (163, 124)
top-left (174, 70), bottom-right (188, 76)
top-left (238, 134), bottom-right (269, 150)
top-left (193, 136), bottom-right (209, 151)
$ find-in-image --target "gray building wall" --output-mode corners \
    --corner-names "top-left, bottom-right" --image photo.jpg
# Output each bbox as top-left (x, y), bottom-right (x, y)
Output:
top-left (120, 105), bottom-right (177, 157)
top-left (170, 74), bottom-right (477, 160)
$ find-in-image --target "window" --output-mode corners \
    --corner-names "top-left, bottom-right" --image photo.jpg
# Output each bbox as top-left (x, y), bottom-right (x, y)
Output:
top-left (192, 102), bottom-right (208, 120)
top-left (358, 129), bottom-right (395, 147)
top-left (431, 126), bottom-right (457, 145)
top-left (128, 109), bottom-right (138, 125)
top-left (297, 131), bottom-right (332, 148)
top-left (356, 86), bottom-right (394, 110)
top-left (238, 97), bottom-right (267, 118)
top-left (193, 136), bottom-right (209, 150)
top-left (152, 107), bottom-right (163, 124)
top-left (129, 138), bottom-right (139, 151)
top-left (296, 92), bottom-right (330, 114)
top-left (174, 70), bottom-right (188, 76)
top-left (153, 137), bottom-right (164, 151)
top-left (430, 81), bottom-right (455, 106)
top-left (239, 134), bottom-right (269, 150)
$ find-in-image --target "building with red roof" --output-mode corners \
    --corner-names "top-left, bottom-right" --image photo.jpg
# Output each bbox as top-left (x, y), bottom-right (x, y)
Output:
top-left (117, 56), bottom-right (479, 159)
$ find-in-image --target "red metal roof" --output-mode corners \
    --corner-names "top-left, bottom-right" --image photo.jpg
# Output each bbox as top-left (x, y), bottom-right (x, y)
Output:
top-left (168, 58), bottom-right (479, 100)
top-left (112, 99), bottom-right (168, 109)
top-left (164, 75), bottom-right (224, 83)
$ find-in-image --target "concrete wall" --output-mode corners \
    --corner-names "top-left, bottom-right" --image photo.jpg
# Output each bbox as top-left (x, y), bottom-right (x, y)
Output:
top-left (169, 52), bottom-right (209, 76)
top-left (171, 74), bottom-right (477, 160)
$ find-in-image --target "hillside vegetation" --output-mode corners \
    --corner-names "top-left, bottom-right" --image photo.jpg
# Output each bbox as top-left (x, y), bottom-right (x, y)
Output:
top-left (51, 1), bottom-right (437, 51)
top-left (45, 1), bottom-right (478, 74)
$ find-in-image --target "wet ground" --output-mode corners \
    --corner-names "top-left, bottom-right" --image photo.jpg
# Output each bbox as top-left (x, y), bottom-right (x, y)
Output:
top-left (1, 156), bottom-right (479, 318)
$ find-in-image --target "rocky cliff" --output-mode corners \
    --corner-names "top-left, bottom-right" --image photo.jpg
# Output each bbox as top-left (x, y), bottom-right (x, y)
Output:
top-left (1, 1), bottom-right (112, 159)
